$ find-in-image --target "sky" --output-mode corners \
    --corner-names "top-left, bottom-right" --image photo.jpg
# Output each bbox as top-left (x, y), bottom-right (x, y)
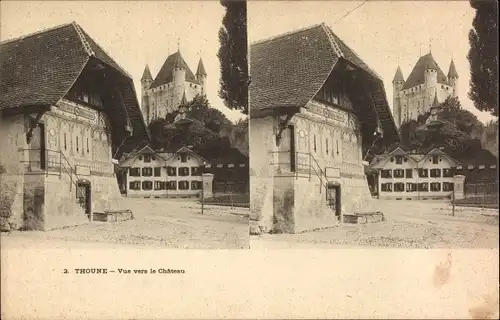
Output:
top-left (248, 0), bottom-right (494, 124)
top-left (0, 0), bottom-right (245, 123)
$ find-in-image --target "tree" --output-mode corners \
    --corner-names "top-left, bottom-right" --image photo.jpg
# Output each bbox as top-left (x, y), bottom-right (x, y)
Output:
top-left (217, 0), bottom-right (248, 114)
top-left (396, 97), bottom-right (485, 159)
top-left (468, 0), bottom-right (499, 117)
top-left (146, 95), bottom-right (247, 158)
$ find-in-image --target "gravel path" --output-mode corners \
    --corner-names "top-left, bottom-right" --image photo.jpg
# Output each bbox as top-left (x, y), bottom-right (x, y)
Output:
top-left (2, 198), bottom-right (249, 249)
top-left (252, 200), bottom-right (499, 249)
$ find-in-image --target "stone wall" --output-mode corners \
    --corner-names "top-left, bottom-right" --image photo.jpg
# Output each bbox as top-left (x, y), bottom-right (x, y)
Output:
top-left (249, 116), bottom-right (275, 234)
top-left (0, 114), bottom-right (26, 231)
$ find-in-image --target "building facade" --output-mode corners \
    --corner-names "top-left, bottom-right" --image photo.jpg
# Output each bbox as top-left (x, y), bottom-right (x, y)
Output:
top-left (249, 23), bottom-right (399, 234)
top-left (119, 146), bottom-right (213, 198)
top-left (0, 23), bottom-right (149, 231)
top-left (392, 51), bottom-right (459, 128)
top-left (140, 50), bottom-right (207, 124)
top-left (369, 147), bottom-right (461, 200)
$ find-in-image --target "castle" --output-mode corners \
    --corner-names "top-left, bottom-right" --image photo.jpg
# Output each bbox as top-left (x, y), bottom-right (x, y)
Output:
top-left (392, 50), bottom-right (458, 128)
top-left (140, 50), bottom-right (207, 124)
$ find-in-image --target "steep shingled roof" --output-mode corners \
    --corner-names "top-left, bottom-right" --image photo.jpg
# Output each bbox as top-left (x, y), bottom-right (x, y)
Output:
top-left (447, 59), bottom-right (458, 78)
top-left (196, 58), bottom-right (207, 76)
top-left (0, 22), bottom-right (150, 142)
top-left (249, 23), bottom-right (398, 142)
top-left (393, 66), bottom-right (405, 83)
top-left (250, 23), bottom-right (385, 112)
top-left (401, 53), bottom-right (448, 90)
top-left (141, 64), bottom-right (153, 81)
top-left (149, 51), bottom-right (198, 89)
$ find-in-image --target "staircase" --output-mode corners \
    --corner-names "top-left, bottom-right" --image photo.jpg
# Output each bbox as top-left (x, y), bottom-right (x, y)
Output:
top-left (270, 150), bottom-right (384, 224)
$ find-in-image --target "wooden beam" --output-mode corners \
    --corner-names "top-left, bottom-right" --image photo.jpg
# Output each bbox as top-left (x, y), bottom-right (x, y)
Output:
top-left (26, 108), bottom-right (47, 144)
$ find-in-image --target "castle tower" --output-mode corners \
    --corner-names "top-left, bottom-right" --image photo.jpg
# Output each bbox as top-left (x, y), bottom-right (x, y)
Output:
top-left (196, 58), bottom-right (207, 96)
top-left (447, 58), bottom-right (459, 97)
top-left (424, 52), bottom-right (438, 111)
top-left (141, 64), bottom-right (153, 123)
top-left (392, 65), bottom-right (405, 128)
top-left (172, 50), bottom-right (187, 110)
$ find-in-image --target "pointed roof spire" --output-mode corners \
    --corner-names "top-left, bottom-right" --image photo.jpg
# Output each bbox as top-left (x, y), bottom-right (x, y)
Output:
top-left (432, 89), bottom-right (439, 107)
top-left (173, 50), bottom-right (185, 69)
top-left (141, 64), bottom-right (153, 81)
top-left (196, 58), bottom-right (207, 76)
top-left (180, 90), bottom-right (188, 105)
top-left (447, 58), bottom-right (458, 78)
top-left (392, 65), bottom-right (404, 83)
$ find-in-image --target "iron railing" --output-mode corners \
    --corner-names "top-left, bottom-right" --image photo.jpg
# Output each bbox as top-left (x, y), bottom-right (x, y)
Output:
top-left (18, 148), bottom-right (86, 200)
top-left (268, 151), bottom-right (339, 194)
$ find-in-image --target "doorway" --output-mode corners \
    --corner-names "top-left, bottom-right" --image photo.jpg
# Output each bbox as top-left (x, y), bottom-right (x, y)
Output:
top-left (76, 181), bottom-right (91, 217)
top-left (326, 183), bottom-right (341, 216)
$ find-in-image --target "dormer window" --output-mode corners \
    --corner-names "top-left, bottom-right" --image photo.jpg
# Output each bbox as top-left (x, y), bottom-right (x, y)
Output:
top-left (82, 92), bottom-right (89, 103)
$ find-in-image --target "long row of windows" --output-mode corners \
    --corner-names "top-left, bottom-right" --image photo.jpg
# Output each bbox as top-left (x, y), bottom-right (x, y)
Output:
top-left (129, 166), bottom-right (202, 177)
top-left (129, 180), bottom-right (203, 191)
top-left (381, 168), bottom-right (453, 178)
top-left (381, 182), bottom-right (454, 192)
top-left (390, 155), bottom-right (441, 165)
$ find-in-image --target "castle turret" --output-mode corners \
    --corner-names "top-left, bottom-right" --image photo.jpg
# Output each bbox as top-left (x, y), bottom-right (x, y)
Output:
top-left (196, 58), bottom-right (207, 96)
top-left (392, 66), bottom-right (405, 128)
top-left (141, 64), bottom-right (153, 123)
top-left (424, 52), bottom-right (438, 89)
top-left (447, 58), bottom-right (458, 97)
top-left (172, 50), bottom-right (186, 87)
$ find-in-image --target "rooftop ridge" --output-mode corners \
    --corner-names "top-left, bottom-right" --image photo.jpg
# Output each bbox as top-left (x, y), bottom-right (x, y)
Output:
top-left (72, 22), bottom-right (95, 56)
top-left (249, 23), bottom-right (323, 46)
top-left (76, 23), bottom-right (133, 79)
top-left (0, 21), bottom-right (73, 45)
top-left (321, 23), bottom-right (344, 58)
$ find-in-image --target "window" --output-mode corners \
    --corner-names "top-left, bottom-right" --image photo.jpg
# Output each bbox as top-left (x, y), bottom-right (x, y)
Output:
top-left (430, 182), bottom-right (441, 192)
top-left (139, 156), bottom-right (143, 161)
top-left (406, 183), bottom-right (417, 192)
top-left (443, 168), bottom-right (453, 177)
top-left (394, 183), bottom-right (405, 192)
top-left (83, 92), bottom-right (89, 103)
top-left (144, 155), bottom-right (152, 163)
top-left (432, 156), bottom-right (439, 164)
top-left (313, 135), bottom-right (317, 153)
top-left (142, 167), bottom-right (153, 177)
top-left (191, 166), bottom-right (202, 176)
top-left (418, 182), bottom-right (429, 192)
top-left (152, 156), bottom-right (156, 161)
top-left (166, 181), bottom-right (177, 190)
top-left (336, 140), bottom-right (339, 155)
top-left (405, 169), bottom-right (413, 178)
top-left (393, 169), bottom-right (405, 178)
top-left (178, 181), bottom-right (189, 190)
top-left (167, 166), bottom-right (177, 176)
top-left (86, 138), bottom-right (89, 154)
top-left (381, 183), bottom-right (393, 192)
top-left (418, 169), bottom-right (428, 178)
top-left (142, 181), bottom-right (153, 191)
top-left (154, 181), bottom-right (163, 190)
top-left (191, 181), bottom-right (202, 190)
top-left (326, 138), bottom-right (329, 155)
top-left (129, 168), bottom-right (141, 176)
top-left (181, 154), bottom-right (187, 163)
top-left (443, 182), bottom-right (454, 191)
top-left (430, 169), bottom-right (441, 178)
top-left (129, 181), bottom-right (141, 190)
top-left (395, 156), bottom-right (403, 164)
top-left (179, 167), bottom-right (190, 176)
top-left (76, 136), bottom-right (79, 152)
top-left (64, 133), bottom-right (67, 150)
top-left (154, 167), bottom-right (161, 177)
top-left (381, 170), bottom-right (392, 178)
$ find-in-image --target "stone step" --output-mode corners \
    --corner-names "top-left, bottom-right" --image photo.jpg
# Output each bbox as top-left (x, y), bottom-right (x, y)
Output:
top-left (91, 209), bottom-right (133, 222)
